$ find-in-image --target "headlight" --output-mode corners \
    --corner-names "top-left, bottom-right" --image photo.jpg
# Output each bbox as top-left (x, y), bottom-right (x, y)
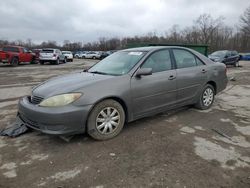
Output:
top-left (39, 93), bottom-right (82, 107)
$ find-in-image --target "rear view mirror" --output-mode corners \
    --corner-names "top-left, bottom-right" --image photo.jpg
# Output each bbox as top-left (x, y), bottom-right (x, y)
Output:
top-left (136, 68), bottom-right (152, 77)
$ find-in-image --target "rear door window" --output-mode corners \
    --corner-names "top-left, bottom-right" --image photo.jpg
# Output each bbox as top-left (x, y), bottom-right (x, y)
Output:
top-left (173, 49), bottom-right (197, 69)
top-left (196, 57), bottom-right (205, 66)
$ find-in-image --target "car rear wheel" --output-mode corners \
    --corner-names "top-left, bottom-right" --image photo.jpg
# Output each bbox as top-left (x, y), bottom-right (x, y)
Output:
top-left (55, 58), bottom-right (60, 65)
top-left (11, 57), bottom-right (19, 66)
top-left (87, 99), bottom-right (125, 140)
top-left (30, 57), bottom-right (36, 64)
top-left (195, 84), bottom-right (215, 110)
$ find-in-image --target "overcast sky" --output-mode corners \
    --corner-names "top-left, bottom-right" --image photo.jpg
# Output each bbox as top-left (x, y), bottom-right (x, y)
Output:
top-left (0, 0), bottom-right (249, 44)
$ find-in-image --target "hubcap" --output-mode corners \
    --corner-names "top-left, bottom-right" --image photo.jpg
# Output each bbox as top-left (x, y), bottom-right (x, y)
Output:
top-left (203, 88), bottom-right (214, 106)
top-left (96, 107), bottom-right (120, 134)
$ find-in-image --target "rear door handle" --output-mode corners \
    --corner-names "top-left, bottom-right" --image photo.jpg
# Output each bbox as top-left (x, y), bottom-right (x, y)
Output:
top-left (168, 75), bottom-right (176, 80)
top-left (201, 69), bottom-right (207, 73)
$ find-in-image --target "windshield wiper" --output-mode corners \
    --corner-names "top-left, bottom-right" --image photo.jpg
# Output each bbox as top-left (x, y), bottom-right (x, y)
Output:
top-left (89, 71), bottom-right (109, 75)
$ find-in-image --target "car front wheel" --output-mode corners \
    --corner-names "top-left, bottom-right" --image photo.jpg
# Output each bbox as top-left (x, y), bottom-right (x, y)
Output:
top-left (195, 84), bottom-right (215, 110)
top-left (87, 99), bottom-right (125, 140)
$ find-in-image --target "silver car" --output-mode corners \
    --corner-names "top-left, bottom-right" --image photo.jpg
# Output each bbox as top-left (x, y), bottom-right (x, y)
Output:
top-left (18, 46), bottom-right (227, 140)
top-left (62, 51), bottom-right (73, 62)
top-left (39, 48), bottom-right (66, 65)
top-left (82, 51), bottom-right (101, 59)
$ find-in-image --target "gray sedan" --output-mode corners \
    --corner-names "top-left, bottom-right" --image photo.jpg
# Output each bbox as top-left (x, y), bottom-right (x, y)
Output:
top-left (18, 46), bottom-right (228, 140)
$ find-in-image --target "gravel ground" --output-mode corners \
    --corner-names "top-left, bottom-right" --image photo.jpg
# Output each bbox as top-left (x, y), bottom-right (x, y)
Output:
top-left (0, 59), bottom-right (250, 188)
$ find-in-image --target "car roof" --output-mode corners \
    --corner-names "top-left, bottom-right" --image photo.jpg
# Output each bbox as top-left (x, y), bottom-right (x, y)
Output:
top-left (122, 46), bottom-right (193, 52)
top-left (3, 45), bottom-right (23, 48)
top-left (42, 48), bottom-right (58, 50)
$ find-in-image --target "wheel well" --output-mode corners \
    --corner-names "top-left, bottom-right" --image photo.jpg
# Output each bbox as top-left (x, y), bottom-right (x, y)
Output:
top-left (11, 56), bottom-right (19, 63)
top-left (207, 81), bottom-right (217, 94)
top-left (90, 97), bottom-right (128, 123)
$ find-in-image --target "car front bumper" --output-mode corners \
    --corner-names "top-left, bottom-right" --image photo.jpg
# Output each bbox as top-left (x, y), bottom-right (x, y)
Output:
top-left (18, 96), bottom-right (93, 135)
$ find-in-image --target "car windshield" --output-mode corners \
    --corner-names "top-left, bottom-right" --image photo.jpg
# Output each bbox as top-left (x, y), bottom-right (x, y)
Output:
top-left (211, 51), bottom-right (227, 57)
top-left (88, 51), bottom-right (146, 76)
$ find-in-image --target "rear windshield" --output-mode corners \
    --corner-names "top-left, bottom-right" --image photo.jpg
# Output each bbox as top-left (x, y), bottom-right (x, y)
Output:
top-left (2, 47), bottom-right (19, 53)
top-left (41, 49), bottom-right (54, 53)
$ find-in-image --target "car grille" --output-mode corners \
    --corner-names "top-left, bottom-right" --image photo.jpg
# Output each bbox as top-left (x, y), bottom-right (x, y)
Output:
top-left (31, 95), bottom-right (44, 105)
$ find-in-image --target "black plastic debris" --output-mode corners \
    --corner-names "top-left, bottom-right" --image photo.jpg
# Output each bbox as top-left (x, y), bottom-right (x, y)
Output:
top-left (230, 77), bottom-right (236, 81)
top-left (59, 135), bottom-right (75, 142)
top-left (0, 116), bottom-right (30, 137)
top-left (211, 128), bottom-right (238, 143)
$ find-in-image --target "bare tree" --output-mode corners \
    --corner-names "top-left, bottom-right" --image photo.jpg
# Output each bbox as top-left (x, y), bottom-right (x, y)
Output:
top-left (240, 6), bottom-right (250, 36)
top-left (195, 14), bottom-right (224, 45)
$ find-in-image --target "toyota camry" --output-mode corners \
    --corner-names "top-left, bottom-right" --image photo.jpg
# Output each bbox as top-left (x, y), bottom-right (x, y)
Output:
top-left (18, 46), bottom-right (228, 140)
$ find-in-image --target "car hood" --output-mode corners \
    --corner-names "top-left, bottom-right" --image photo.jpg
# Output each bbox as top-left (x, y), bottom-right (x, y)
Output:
top-left (32, 72), bottom-right (114, 98)
top-left (208, 55), bottom-right (222, 61)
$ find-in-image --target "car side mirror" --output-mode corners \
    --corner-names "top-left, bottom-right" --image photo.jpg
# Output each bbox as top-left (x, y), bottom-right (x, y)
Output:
top-left (136, 68), bottom-right (152, 77)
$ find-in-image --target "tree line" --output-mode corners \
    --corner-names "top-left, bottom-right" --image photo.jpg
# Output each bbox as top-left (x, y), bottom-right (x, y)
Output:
top-left (0, 6), bottom-right (250, 53)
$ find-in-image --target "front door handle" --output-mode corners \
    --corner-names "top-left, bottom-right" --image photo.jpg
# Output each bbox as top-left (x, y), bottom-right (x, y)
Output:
top-left (168, 75), bottom-right (176, 80)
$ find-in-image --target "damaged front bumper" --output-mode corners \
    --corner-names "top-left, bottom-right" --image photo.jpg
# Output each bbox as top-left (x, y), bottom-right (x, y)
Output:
top-left (18, 96), bottom-right (92, 135)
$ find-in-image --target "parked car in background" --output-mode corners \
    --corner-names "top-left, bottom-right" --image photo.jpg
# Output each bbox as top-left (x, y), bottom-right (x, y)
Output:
top-left (62, 51), bottom-right (73, 62)
top-left (208, 50), bottom-right (240, 67)
top-left (39, 48), bottom-right (66, 65)
top-left (240, 53), bottom-right (250, 61)
top-left (18, 46), bottom-right (227, 140)
top-left (99, 51), bottom-right (111, 59)
top-left (82, 51), bottom-right (101, 59)
top-left (74, 51), bottom-right (86, 59)
top-left (0, 45), bottom-right (36, 66)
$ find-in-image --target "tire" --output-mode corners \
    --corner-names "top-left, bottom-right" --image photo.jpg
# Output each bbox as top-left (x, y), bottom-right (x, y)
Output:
top-left (195, 84), bottom-right (215, 110)
top-left (87, 99), bottom-right (125, 140)
top-left (64, 58), bottom-right (67, 63)
top-left (55, 58), bottom-right (60, 65)
top-left (234, 61), bottom-right (239, 67)
top-left (11, 57), bottom-right (19, 66)
top-left (40, 60), bottom-right (44, 65)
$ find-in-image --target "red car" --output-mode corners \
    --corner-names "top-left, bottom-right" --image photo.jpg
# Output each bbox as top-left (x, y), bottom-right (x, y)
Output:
top-left (0, 46), bottom-right (36, 66)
